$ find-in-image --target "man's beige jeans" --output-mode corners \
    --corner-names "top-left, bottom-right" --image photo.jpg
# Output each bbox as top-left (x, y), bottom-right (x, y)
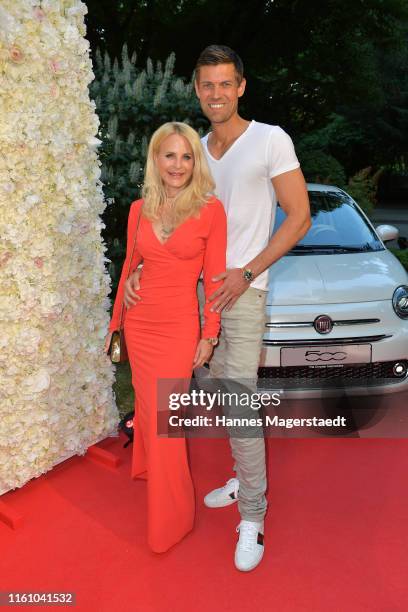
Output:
top-left (200, 283), bottom-right (268, 522)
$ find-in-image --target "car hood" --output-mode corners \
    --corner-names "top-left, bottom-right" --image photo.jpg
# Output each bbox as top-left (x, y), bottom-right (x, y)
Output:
top-left (267, 250), bottom-right (408, 306)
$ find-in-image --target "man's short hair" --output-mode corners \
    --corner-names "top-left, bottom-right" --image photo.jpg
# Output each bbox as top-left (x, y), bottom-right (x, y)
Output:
top-left (195, 45), bottom-right (244, 83)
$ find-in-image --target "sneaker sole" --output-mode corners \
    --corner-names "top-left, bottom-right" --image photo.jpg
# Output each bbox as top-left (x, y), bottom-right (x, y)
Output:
top-left (204, 496), bottom-right (238, 508)
top-left (234, 550), bottom-right (264, 572)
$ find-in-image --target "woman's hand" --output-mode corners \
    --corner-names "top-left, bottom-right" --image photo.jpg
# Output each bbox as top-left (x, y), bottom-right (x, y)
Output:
top-left (104, 332), bottom-right (113, 354)
top-left (193, 339), bottom-right (214, 368)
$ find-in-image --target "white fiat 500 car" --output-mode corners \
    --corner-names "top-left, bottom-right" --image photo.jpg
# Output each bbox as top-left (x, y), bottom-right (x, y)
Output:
top-left (258, 184), bottom-right (408, 397)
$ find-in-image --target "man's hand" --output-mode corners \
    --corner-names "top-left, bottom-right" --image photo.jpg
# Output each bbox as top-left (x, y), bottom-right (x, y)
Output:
top-left (208, 268), bottom-right (249, 312)
top-left (124, 268), bottom-right (142, 308)
top-left (193, 339), bottom-right (215, 368)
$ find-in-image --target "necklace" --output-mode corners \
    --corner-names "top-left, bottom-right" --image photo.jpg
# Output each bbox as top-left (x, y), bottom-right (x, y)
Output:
top-left (159, 196), bottom-right (176, 242)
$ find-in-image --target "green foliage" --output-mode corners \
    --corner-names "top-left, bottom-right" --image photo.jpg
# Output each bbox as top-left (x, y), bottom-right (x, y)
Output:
top-left (296, 113), bottom-right (366, 174)
top-left (298, 149), bottom-right (346, 186)
top-left (113, 362), bottom-right (134, 418)
top-left (296, 114), bottom-right (364, 152)
top-left (346, 168), bottom-right (383, 216)
top-left (90, 45), bottom-right (207, 289)
top-left (85, 0), bottom-right (408, 173)
top-left (296, 113), bottom-right (384, 213)
top-left (389, 247), bottom-right (408, 272)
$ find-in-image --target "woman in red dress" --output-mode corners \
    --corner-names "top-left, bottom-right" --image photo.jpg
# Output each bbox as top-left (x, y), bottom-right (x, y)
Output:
top-left (105, 122), bottom-right (227, 552)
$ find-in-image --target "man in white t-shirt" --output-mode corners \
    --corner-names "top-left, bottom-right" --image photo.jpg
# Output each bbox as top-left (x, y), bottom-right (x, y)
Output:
top-left (123, 45), bottom-right (310, 571)
top-left (194, 45), bottom-right (311, 572)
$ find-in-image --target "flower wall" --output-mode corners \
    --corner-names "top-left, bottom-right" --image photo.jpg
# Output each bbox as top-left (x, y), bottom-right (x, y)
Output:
top-left (0, 0), bottom-right (118, 495)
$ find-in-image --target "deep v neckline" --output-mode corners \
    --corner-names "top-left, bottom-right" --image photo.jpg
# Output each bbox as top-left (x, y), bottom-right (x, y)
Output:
top-left (205, 120), bottom-right (254, 162)
top-left (150, 219), bottom-right (172, 246)
top-left (149, 216), bottom-right (184, 247)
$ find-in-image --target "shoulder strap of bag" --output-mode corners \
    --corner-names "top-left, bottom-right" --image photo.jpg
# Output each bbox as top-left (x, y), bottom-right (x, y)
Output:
top-left (118, 204), bottom-right (143, 330)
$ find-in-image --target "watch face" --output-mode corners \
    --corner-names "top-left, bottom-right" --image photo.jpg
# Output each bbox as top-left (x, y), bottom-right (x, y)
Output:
top-left (243, 269), bottom-right (253, 282)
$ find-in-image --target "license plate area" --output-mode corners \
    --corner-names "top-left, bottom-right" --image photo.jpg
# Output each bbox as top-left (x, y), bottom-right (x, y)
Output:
top-left (280, 344), bottom-right (372, 367)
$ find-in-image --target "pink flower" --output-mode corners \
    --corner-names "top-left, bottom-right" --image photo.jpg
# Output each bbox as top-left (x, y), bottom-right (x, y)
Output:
top-left (0, 252), bottom-right (12, 267)
top-left (50, 83), bottom-right (60, 99)
top-left (78, 223), bottom-right (90, 235)
top-left (9, 46), bottom-right (24, 64)
top-left (50, 58), bottom-right (69, 74)
top-left (33, 7), bottom-right (45, 21)
top-left (34, 257), bottom-right (44, 268)
top-left (50, 60), bottom-right (60, 72)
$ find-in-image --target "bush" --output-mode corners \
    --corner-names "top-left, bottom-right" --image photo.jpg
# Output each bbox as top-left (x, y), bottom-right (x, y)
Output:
top-left (90, 45), bottom-right (207, 290)
top-left (345, 167), bottom-right (383, 216)
top-left (296, 113), bottom-right (383, 215)
top-left (298, 149), bottom-right (382, 216)
top-left (389, 247), bottom-right (408, 271)
top-left (297, 149), bottom-right (346, 186)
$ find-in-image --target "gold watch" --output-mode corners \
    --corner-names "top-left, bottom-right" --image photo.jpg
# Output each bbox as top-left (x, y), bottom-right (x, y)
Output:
top-left (203, 337), bottom-right (218, 346)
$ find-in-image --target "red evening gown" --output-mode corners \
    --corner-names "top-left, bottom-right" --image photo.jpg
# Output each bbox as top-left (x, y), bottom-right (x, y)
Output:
top-left (109, 196), bottom-right (227, 552)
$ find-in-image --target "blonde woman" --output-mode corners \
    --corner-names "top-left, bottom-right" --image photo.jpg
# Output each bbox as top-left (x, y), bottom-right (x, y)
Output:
top-left (105, 122), bottom-right (227, 552)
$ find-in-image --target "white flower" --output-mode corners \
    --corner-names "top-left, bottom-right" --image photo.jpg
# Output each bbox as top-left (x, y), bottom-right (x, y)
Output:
top-left (0, 0), bottom-right (118, 496)
top-left (30, 237), bottom-right (54, 258)
top-left (22, 369), bottom-right (51, 394)
top-left (16, 328), bottom-right (42, 355)
top-left (56, 220), bottom-right (72, 234)
top-left (0, 6), bottom-right (18, 39)
top-left (66, 2), bottom-right (87, 17)
top-left (40, 291), bottom-right (63, 314)
top-left (88, 136), bottom-right (102, 148)
top-left (26, 194), bottom-right (40, 206)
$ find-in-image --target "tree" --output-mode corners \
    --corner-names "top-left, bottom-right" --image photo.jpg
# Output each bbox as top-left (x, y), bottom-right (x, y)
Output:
top-left (85, 0), bottom-right (408, 174)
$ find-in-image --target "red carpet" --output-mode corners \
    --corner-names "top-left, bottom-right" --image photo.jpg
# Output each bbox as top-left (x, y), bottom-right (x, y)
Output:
top-left (1, 434), bottom-right (407, 611)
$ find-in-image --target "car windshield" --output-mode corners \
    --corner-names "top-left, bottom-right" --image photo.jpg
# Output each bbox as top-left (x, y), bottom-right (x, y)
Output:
top-left (273, 190), bottom-right (384, 254)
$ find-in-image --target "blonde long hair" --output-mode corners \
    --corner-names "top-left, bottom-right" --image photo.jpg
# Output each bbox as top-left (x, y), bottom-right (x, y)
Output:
top-left (142, 122), bottom-right (215, 225)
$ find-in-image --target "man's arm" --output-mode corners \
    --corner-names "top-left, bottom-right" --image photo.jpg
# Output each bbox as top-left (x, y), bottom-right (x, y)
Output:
top-left (209, 168), bottom-right (311, 312)
top-left (245, 168), bottom-right (311, 278)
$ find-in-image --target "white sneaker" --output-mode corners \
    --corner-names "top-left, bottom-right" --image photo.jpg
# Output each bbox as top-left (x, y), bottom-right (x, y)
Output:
top-left (234, 520), bottom-right (264, 572)
top-left (204, 477), bottom-right (239, 508)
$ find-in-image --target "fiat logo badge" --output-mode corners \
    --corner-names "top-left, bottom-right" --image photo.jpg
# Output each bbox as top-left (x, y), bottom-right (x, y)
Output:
top-left (314, 315), bottom-right (333, 334)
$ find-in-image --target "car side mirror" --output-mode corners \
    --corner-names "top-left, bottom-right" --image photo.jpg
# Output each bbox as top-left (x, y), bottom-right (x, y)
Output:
top-left (376, 224), bottom-right (399, 242)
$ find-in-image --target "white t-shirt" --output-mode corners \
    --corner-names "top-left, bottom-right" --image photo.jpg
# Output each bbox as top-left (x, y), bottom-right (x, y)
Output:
top-left (202, 120), bottom-right (300, 291)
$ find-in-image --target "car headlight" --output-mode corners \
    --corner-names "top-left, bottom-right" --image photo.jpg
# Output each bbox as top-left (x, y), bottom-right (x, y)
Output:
top-left (392, 285), bottom-right (408, 319)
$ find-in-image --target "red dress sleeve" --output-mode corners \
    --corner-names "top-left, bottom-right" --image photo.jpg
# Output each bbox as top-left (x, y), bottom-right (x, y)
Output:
top-left (109, 199), bottom-right (143, 332)
top-left (201, 197), bottom-right (227, 338)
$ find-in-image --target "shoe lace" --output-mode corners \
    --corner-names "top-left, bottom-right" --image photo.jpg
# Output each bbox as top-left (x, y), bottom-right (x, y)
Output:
top-left (236, 522), bottom-right (258, 552)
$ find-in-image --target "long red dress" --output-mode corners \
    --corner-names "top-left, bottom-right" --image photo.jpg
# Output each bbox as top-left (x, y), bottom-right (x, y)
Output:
top-left (109, 196), bottom-right (227, 552)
